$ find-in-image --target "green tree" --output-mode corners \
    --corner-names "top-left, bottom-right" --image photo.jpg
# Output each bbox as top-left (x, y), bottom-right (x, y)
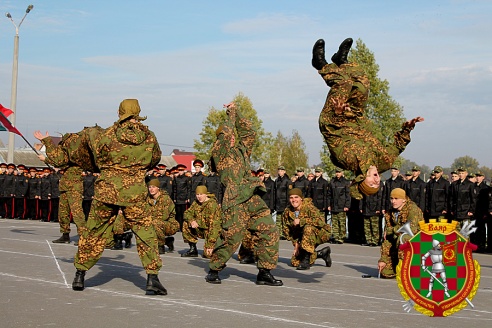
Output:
top-left (451, 156), bottom-right (480, 173)
top-left (193, 92), bottom-right (273, 168)
top-left (262, 130), bottom-right (309, 176)
top-left (349, 39), bottom-right (406, 143)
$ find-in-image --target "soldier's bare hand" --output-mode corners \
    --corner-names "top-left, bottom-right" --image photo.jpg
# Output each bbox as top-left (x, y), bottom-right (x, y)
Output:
top-left (37, 154), bottom-right (46, 162)
top-left (204, 248), bottom-right (213, 257)
top-left (404, 116), bottom-right (424, 129)
top-left (378, 261), bottom-right (386, 272)
top-left (34, 130), bottom-right (49, 141)
top-left (190, 220), bottom-right (199, 229)
top-left (331, 97), bottom-right (350, 114)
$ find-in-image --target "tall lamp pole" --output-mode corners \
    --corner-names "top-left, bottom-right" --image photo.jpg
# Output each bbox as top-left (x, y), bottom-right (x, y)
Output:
top-left (5, 4), bottom-right (33, 163)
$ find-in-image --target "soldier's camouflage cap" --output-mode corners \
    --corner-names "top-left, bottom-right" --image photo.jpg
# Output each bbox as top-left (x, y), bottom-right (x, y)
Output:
top-left (405, 171), bottom-right (412, 176)
top-left (468, 173), bottom-right (476, 178)
top-left (278, 165), bottom-right (286, 170)
top-left (296, 167), bottom-right (304, 172)
top-left (412, 166), bottom-right (420, 171)
top-left (335, 167), bottom-right (343, 172)
top-left (476, 171), bottom-right (485, 176)
top-left (315, 167), bottom-right (323, 172)
top-left (433, 166), bottom-right (443, 173)
top-left (456, 167), bottom-right (466, 172)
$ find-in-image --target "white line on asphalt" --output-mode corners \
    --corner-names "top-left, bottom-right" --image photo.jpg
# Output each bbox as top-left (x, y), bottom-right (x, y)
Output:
top-left (46, 240), bottom-right (70, 288)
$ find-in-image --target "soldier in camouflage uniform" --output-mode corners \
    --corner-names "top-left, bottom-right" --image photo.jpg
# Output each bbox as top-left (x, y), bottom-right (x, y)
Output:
top-left (146, 179), bottom-right (179, 254)
top-left (378, 188), bottom-right (422, 278)
top-left (35, 128), bottom-right (99, 243)
top-left (70, 99), bottom-right (167, 295)
top-left (312, 38), bottom-right (423, 199)
top-left (282, 188), bottom-right (332, 270)
top-left (205, 102), bottom-right (282, 286)
top-left (181, 185), bottom-right (221, 258)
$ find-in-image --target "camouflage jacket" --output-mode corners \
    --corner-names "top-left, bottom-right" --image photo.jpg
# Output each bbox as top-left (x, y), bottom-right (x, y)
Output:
top-left (184, 194), bottom-right (222, 249)
top-left (42, 130), bottom-right (96, 193)
top-left (210, 110), bottom-right (265, 210)
top-left (319, 63), bottom-right (412, 177)
top-left (146, 191), bottom-right (177, 224)
top-left (88, 120), bottom-right (161, 206)
top-left (282, 198), bottom-right (330, 245)
top-left (379, 197), bottom-right (423, 263)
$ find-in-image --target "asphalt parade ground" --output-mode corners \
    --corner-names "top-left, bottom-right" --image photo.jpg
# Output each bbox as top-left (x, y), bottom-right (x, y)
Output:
top-left (1, 219), bottom-right (491, 328)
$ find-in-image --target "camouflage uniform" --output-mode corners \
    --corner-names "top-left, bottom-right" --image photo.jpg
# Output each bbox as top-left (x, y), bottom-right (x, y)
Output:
top-left (182, 193), bottom-right (221, 257)
top-left (147, 191), bottom-right (179, 247)
top-left (379, 197), bottom-right (422, 278)
top-left (74, 119), bottom-right (162, 274)
top-left (42, 131), bottom-right (97, 235)
top-left (209, 109), bottom-right (279, 271)
top-left (317, 62), bottom-right (413, 186)
top-left (282, 198), bottom-right (331, 267)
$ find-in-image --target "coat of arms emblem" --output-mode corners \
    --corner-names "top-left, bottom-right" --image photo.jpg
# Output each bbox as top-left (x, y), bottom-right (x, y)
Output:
top-left (396, 219), bottom-right (480, 316)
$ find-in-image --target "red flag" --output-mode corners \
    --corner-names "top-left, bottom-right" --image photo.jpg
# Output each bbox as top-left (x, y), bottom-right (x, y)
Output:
top-left (0, 111), bottom-right (22, 136)
top-left (0, 104), bottom-right (14, 118)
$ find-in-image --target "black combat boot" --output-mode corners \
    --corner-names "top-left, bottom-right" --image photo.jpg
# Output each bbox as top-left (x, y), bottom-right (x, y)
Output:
top-left (331, 37), bottom-right (353, 66)
top-left (52, 233), bottom-right (70, 244)
top-left (312, 39), bottom-right (328, 70)
top-left (158, 245), bottom-right (166, 254)
top-left (111, 234), bottom-right (124, 250)
top-left (164, 236), bottom-right (174, 252)
top-left (239, 252), bottom-right (256, 264)
top-left (181, 243), bottom-right (198, 257)
top-left (316, 246), bottom-right (332, 267)
top-left (145, 274), bottom-right (167, 295)
top-left (297, 249), bottom-right (311, 270)
top-left (205, 270), bottom-right (221, 284)
top-left (123, 232), bottom-right (132, 248)
top-left (72, 270), bottom-right (86, 291)
top-left (256, 268), bottom-right (283, 286)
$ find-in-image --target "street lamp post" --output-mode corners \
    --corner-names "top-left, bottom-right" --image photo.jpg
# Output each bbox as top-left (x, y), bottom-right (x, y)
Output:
top-left (5, 4), bottom-right (33, 163)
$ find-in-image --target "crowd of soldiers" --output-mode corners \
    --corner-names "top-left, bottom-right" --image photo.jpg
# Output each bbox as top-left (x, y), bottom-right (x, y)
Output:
top-left (3, 159), bottom-right (490, 256)
top-left (0, 162), bottom-right (96, 222)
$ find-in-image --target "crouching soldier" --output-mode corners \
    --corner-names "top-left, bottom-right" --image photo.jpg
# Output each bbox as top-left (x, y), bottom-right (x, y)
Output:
top-left (181, 186), bottom-right (221, 258)
top-left (282, 188), bottom-right (332, 270)
top-left (147, 179), bottom-right (179, 254)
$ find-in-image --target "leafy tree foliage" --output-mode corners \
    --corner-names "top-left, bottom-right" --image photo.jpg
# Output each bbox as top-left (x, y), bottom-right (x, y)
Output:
top-left (193, 92), bottom-right (272, 168)
top-left (451, 156), bottom-right (480, 173)
top-left (262, 130), bottom-right (309, 176)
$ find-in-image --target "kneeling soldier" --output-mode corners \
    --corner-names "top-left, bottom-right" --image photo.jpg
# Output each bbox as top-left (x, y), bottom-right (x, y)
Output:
top-left (282, 188), bottom-right (332, 270)
top-left (182, 186), bottom-right (221, 258)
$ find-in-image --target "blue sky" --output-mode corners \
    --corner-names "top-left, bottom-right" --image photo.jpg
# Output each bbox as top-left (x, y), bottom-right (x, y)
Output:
top-left (0, 0), bottom-right (491, 169)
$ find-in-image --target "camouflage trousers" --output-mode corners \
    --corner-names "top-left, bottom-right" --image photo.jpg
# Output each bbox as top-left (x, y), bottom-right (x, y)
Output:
top-left (290, 224), bottom-right (331, 267)
top-left (58, 190), bottom-right (85, 234)
top-left (74, 199), bottom-right (162, 274)
top-left (331, 212), bottom-right (347, 243)
top-left (114, 212), bottom-right (179, 247)
top-left (209, 195), bottom-right (279, 271)
top-left (379, 238), bottom-right (402, 278)
top-left (275, 211), bottom-right (284, 238)
top-left (363, 215), bottom-right (380, 245)
top-left (182, 222), bottom-right (217, 259)
top-left (237, 231), bottom-right (255, 261)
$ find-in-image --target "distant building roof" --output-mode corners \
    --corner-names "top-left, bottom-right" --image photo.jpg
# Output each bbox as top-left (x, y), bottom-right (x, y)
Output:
top-left (171, 149), bottom-right (195, 156)
top-left (0, 148), bottom-right (47, 168)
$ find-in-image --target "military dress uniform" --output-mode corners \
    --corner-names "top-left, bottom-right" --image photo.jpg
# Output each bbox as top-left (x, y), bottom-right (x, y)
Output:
top-left (308, 170), bottom-right (329, 220)
top-left (205, 171), bottom-right (223, 205)
top-left (13, 168), bottom-right (29, 219)
top-left (26, 169), bottom-right (40, 220)
top-left (3, 165), bottom-right (16, 219)
top-left (425, 173), bottom-right (449, 222)
top-left (38, 170), bottom-right (52, 222)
